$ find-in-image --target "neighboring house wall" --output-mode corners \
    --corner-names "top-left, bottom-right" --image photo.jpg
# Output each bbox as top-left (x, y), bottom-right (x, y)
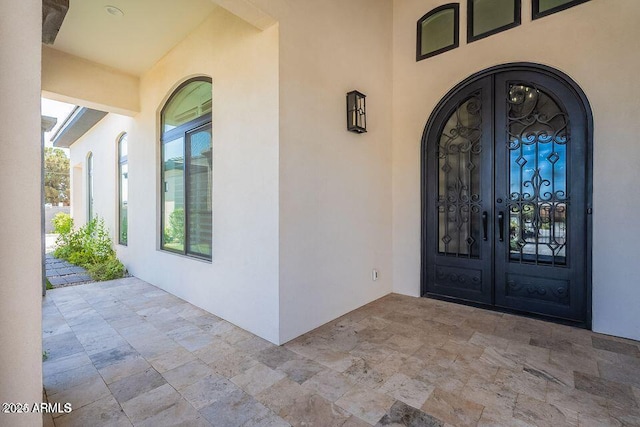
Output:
top-left (71, 8), bottom-right (281, 343)
top-left (392, 0), bottom-right (640, 340)
top-left (0, 0), bottom-right (42, 425)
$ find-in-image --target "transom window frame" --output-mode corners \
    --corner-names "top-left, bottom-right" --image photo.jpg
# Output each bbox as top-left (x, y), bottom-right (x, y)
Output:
top-left (159, 76), bottom-right (213, 261)
top-left (467, 0), bottom-right (521, 43)
top-left (532, 0), bottom-right (590, 20)
top-left (416, 3), bottom-right (460, 61)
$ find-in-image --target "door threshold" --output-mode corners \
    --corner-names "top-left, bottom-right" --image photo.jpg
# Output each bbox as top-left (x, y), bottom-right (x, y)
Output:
top-left (423, 292), bottom-right (591, 330)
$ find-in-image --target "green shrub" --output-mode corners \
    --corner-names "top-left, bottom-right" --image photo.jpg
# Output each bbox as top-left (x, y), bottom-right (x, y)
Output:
top-left (53, 217), bottom-right (126, 282)
top-left (87, 255), bottom-right (126, 281)
top-left (52, 212), bottom-right (73, 235)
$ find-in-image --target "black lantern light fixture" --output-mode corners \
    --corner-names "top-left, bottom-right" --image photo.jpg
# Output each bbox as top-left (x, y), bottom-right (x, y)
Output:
top-left (346, 90), bottom-right (367, 133)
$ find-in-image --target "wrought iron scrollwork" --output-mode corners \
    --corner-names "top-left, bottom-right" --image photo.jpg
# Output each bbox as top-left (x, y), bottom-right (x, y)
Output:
top-left (506, 84), bottom-right (569, 265)
top-left (436, 93), bottom-right (483, 258)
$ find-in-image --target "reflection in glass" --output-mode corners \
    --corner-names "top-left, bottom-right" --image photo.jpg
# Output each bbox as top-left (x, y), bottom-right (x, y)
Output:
top-left (119, 163), bottom-right (128, 245)
top-left (437, 94), bottom-right (483, 258)
top-left (118, 134), bottom-right (128, 245)
top-left (418, 5), bottom-right (458, 60)
top-left (186, 127), bottom-right (212, 258)
top-left (507, 84), bottom-right (568, 265)
top-left (87, 153), bottom-right (94, 220)
top-left (162, 81), bottom-right (212, 133)
top-left (469, 0), bottom-right (518, 40)
top-left (534, 0), bottom-right (590, 18)
top-left (162, 137), bottom-right (185, 253)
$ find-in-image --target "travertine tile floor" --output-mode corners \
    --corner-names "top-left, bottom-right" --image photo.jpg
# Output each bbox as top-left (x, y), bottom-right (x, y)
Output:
top-left (42, 277), bottom-right (640, 427)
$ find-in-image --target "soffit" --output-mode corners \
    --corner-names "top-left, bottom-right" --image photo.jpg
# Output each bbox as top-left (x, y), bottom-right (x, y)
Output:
top-left (52, 0), bottom-right (217, 76)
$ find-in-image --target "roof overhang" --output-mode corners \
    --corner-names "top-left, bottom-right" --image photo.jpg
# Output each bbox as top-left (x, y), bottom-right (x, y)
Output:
top-left (42, 0), bottom-right (69, 44)
top-left (51, 106), bottom-right (107, 148)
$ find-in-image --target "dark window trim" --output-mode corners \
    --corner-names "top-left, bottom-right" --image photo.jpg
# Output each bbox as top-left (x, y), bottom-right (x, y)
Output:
top-left (467, 0), bottom-right (521, 43)
top-left (161, 114), bottom-right (211, 143)
top-left (118, 133), bottom-right (128, 246)
top-left (532, 0), bottom-right (590, 20)
top-left (416, 3), bottom-right (460, 62)
top-left (184, 122), bottom-right (213, 260)
top-left (160, 77), bottom-right (213, 261)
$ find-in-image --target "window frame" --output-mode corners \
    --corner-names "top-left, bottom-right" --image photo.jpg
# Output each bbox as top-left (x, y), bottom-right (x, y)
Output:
top-left (117, 133), bottom-right (128, 246)
top-left (416, 3), bottom-right (460, 62)
top-left (160, 77), bottom-right (213, 261)
top-left (532, 0), bottom-right (590, 20)
top-left (467, 0), bottom-right (521, 43)
top-left (87, 152), bottom-right (93, 220)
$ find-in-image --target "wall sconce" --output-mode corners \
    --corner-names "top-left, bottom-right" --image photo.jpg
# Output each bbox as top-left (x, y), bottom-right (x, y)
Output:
top-left (346, 90), bottom-right (367, 133)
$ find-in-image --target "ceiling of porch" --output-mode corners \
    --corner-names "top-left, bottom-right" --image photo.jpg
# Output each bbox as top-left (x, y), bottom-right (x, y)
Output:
top-left (51, 0), bottom-right (218, 76)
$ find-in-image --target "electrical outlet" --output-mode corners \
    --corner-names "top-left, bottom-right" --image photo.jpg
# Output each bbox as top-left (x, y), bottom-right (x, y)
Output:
top-left (372, 269), bottom-right (379, 281)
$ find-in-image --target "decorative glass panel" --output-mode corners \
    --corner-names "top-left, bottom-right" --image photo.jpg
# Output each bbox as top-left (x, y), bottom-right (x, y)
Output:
top-left (162, 137), bottom-right (185, 253)
top-left (533, 0), bottom-right (590, 19)
top-left (506, 84), bottom-right (568, 265)
top-left (468, 0), bottom-right (520, 42)
top-left (186, 126), bottom-right (212, 258)
top-left (417, 4), bottom-right (459, 61)
top-left (437, 93), bottom-right (483, 258)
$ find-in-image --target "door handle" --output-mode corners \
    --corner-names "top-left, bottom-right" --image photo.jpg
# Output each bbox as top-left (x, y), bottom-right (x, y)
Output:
top-left (482, 211), bottom-right (488, 241)
top-left (498, 211), bottom-right (504, 242)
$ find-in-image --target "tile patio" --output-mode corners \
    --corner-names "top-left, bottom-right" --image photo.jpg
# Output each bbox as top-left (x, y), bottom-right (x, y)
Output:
top-left (42, 277), bottom-right (640, 426)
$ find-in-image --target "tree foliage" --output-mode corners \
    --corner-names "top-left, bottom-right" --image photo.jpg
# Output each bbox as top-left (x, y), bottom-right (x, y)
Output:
top-left (44, 147), bottom-right (70, 205)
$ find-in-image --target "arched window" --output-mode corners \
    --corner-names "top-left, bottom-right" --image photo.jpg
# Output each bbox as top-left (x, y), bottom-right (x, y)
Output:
top-left (118, 133), bottom-right (128, 245)
top-left (87, 152), bottom-right (94, 220)
top-left (160, 77), bottom-right (213, 259)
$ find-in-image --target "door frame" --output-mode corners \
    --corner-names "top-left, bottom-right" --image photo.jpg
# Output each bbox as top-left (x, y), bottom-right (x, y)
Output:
top-left (420, 62), bottom-right (593, 328)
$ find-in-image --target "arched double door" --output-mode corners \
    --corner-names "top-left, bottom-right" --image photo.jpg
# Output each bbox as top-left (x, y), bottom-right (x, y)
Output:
top-left (422, 64), bottom-right (592, 325)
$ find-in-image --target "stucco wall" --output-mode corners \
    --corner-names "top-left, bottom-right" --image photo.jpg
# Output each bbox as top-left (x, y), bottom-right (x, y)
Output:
top-left (392, 0), bottom-right (640, 340)
top-left (250, 0), bottom-right (394, 343)
top-left (71, 8), bottom-right (281, 343)
top-left (70, 114), bottom-right (132, 238)
top-left (0, 0), bottom-right (43, 425)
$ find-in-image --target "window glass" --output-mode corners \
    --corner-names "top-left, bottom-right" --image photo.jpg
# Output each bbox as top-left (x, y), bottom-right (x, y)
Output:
top-left (162, 137), bottom-right (185, 253)
top-left (162, 81), bottom-right (212, 133)
top-left (87, 153), bottom-right (93, 219)
top-left (469, 0), bottom-right (520, 42)
top-left (118, 134), bottom-right (128, 245)
top-left (534, 0), bottom-right (590, 19)
top-left (186, 126), bottom-right (212, 258)
top-left (161, 78), bottom-right (212, 259)
top-left (416, 4), bottom-right (460, 61)
top-left (418, 6), bottom-right (458, 59)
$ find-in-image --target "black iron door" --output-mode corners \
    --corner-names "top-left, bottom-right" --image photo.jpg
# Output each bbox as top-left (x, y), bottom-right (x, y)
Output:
top-left (423, 67), bottom-right (590, 324)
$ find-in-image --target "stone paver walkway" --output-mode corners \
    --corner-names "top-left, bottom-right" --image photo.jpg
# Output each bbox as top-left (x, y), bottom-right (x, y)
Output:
top-left (45, 254), bottom-right (93, 287)
top-left (42, 277), bottom-right (640, 426)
